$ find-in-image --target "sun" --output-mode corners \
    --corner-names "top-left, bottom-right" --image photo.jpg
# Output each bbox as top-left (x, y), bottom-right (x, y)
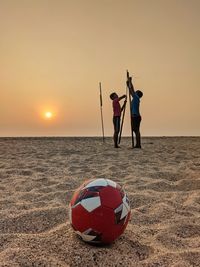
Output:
top-left (39, 106), bottom-right (57, 121)
top-left (44, 111), bottom-right (53, 119)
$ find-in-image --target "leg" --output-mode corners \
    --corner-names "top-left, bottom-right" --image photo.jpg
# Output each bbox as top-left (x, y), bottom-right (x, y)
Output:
top-left (113, 117), bottom-right (120, 148)
top-left (135, 116), bottom-right (142, 148)
top-left (114, 131), bottom-right (119, 148)
top-left (131, 117), bottom-right (135, 148)
top-left (135, 130), bottom-right (141, 148)
top-left (132, 116), bottom-right (141, 148)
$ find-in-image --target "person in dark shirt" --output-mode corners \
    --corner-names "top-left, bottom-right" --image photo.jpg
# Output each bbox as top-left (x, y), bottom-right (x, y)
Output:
top-left (110, 93), bottom-right (126, 148)
top-left (127, 77), bottom-right (143, 148)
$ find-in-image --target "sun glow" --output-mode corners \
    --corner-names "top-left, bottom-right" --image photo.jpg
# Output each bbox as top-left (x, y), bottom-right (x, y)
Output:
top-left (45, 111), bottom-right (53, 119)
top-left (42, 110), bottom-right (55, 120)
top-left (38, 104), bottom-right (59, 122)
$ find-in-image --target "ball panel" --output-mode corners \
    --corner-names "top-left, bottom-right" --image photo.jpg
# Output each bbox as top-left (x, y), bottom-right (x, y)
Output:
top-left (90, 206), bottom-right (117, 243)
top-left (70, 179), bottom-right (99, 207)
top-left (114, 202), bottom-right (130, 225)
top-left (71, 204), bottom-right (91, 233)
top-left (70, 181), bottom-right (86, 206)
top-left (100, 186), bottom-right (122, 209)
top-left (85, 178), bottom-right (107, 188)
top-left (118, 185), bottom-right (125, 199)
top-left (76, 228), bottom-right (102, 242)
top-left (120, 203), bottom-right (129, 220)
top-left (114, 203), bottom-right (123, 224)
top-left (81, 196), bottom-right (101, 212)
top-left (106, 179), bottom-right (116, 188)
top-left (122, 194), bottom-right (131, 212)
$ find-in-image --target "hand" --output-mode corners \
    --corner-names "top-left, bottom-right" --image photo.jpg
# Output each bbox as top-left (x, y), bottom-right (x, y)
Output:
top-left (128, 76), bottom-right (133, 85)
top-left (127, 71), bottom-right (129, 78)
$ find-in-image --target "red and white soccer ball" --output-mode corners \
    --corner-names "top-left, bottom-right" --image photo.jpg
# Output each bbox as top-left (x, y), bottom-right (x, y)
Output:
top-left (69, 178), bottom-right (131, 244)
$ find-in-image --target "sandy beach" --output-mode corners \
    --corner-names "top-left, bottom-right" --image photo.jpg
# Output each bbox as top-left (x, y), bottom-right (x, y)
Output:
top-left (0, 137), bottom-right (199, 267)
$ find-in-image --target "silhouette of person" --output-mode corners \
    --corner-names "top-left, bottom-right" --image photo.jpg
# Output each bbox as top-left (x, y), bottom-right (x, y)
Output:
top-left (127, 76), bottom-right (143, 148)
top-left (110, 93), bottom-right (127, 148)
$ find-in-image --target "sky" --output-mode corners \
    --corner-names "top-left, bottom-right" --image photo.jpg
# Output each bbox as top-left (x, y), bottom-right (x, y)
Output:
top-left (0, 0), bottom-right (200, 137)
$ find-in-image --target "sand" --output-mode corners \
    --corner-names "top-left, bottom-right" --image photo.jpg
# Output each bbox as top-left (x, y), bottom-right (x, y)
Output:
top-left (0, 137), bottom-right (199, 267)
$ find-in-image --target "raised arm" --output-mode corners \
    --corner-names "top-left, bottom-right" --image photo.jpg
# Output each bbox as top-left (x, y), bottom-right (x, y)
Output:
top-left (118, 94), bottom-right (126, 101)
top-left (126, 71), bottom-right (135, 97)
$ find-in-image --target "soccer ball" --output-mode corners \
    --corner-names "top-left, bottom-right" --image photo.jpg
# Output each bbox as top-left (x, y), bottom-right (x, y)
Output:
top-left (69, 178), bottom-right (131, 244)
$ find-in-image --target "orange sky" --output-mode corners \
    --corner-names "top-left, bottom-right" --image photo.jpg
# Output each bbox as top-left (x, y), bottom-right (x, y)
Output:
top-left (0, 0), bottom-right (199, 136)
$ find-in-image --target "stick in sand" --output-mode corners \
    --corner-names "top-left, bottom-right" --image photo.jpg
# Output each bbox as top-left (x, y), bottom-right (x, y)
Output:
top-left (118, 87), bottom-right (127, 144)
top-left (99, 82), bottom-right (105, 142)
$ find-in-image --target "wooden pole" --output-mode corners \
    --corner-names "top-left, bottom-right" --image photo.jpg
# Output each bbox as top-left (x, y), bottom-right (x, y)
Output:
top-left (99, 82), bottom-right (105, 142)
top-left (127, 71), bottom-right (134, 148)
top-left (118, 87), bottom-right (127, 144)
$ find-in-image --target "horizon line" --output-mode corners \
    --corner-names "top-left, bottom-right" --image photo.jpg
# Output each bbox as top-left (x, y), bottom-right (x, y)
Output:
top-left (0, 135), bottom-right (199, 138)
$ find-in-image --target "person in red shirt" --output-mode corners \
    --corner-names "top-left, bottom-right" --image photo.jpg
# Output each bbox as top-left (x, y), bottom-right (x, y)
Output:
top-left (110, 92), bottom-right (127, 148)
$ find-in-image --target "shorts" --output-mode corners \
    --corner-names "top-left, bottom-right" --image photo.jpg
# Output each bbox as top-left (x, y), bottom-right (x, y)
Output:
top-left (113, 116), bottom-right (120, 133)
top-left (131, 115), bottom-right (141, 132)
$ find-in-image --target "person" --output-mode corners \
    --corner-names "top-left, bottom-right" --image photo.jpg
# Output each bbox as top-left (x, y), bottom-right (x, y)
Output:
top-left (127, 76), bottom-right (143, 148)
top-left (110, 92), bottom-right (127, 148)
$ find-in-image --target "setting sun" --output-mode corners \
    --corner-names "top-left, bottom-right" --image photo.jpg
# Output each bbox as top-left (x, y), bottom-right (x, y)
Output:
top-left (45, 111), bottom-right (53, 119)
top-left (39, 105), bottom-right (58, 122)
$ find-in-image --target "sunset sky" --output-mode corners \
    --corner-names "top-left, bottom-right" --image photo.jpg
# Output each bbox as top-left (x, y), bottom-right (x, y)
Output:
top-left (0, 0), bottom-right (199, 137)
